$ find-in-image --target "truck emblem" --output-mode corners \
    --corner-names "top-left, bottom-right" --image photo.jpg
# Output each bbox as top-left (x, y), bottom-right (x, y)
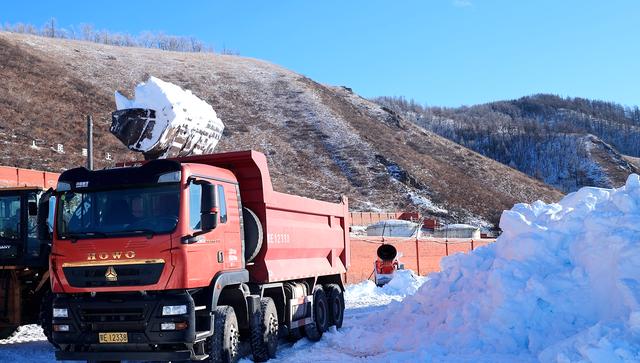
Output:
top-left (88, 251), bottom-right (136, 261)
top-left (105, 266), bottom-right (118, 281)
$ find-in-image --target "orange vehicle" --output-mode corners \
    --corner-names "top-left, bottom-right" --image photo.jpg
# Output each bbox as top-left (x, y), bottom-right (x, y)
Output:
top-left (374, 244), bottom-right (399, 287)
top-left (0, 166), bottom-right (58, 339)
top-left (48, 150), bottom-right (349, 362)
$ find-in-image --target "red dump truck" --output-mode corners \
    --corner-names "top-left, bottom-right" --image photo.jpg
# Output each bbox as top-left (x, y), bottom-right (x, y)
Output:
top-left (0, 166), bottom-right (58, 339)
top-left (48, 150), bottom-right (349, 362)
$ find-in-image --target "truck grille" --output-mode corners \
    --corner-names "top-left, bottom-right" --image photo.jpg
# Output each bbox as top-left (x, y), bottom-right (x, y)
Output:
top-left (63, 262), bottom-right (164, 288)
top-left (80, 307), bottom-right (146, 332)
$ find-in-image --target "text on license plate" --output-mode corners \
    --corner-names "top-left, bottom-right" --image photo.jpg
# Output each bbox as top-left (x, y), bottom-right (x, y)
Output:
top-left (99, 332), bottom-right (128, 343)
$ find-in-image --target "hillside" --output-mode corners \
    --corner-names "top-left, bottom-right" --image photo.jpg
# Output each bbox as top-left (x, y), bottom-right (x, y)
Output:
top-left (0, 32), bottom-right (562, 225)
top-left (376, 95), bottom-right (640, 192)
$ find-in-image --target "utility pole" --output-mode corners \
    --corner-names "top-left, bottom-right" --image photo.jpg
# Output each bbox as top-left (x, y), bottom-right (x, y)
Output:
top-left (87, 115), bottom-right (94, 170)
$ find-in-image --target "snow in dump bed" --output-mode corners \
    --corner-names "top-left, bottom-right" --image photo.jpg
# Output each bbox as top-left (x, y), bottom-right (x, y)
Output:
top-left (114, 76), bottom-right (224, 157)
top-left (287, 174), bottom-right (640, 363)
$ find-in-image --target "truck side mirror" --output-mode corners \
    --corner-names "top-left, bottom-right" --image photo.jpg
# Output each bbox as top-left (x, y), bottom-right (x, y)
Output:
top-left (28, 201), bottom-right (38, 216)
top-left (37, 188), bottom-right (53, 241)
top-left (200, 182), bottom-right (218, 231)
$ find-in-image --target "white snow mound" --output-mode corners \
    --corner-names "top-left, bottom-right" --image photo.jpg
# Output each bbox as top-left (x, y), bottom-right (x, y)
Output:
top-left (345, 269), bottom-right (428, 309)
top-left (330, 174), bottom-right (640, 362)
top-left (115, 76), bottom-right (224, 157)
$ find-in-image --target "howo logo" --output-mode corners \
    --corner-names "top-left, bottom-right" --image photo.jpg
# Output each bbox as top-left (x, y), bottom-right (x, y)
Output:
top-left (87, 251), bottom-right (136, 261)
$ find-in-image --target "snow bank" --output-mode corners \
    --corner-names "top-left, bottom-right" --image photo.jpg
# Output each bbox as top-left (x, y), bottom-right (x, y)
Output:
top-left (0, 324), bottom-right (46, 345)
top-left (329, 174), bottom-right (640, 362)
top-left (345, 270), bottom-right (428, 309)
top-left (113, 76), bottom-right (224, 158)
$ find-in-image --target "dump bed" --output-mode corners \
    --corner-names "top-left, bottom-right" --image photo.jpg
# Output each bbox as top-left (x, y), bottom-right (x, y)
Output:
top-left (0, 166), bottom-right (58, 189)
top-left (177, 151), bottom-right (350, 283)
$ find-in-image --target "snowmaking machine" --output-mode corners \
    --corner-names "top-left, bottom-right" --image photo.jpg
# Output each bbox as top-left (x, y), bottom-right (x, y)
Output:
top-left (374, 244), bottom-right (399, 287)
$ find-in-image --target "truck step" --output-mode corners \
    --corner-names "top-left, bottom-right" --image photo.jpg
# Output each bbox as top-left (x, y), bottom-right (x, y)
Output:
top-left (191, 353), bottom-right (210, 361)
top-left (195, 330), bottom-right (213, 343)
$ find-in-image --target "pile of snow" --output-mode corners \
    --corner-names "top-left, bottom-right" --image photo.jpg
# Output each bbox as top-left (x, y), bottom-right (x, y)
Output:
top-left (321, 174), bottom-right (640, 362)
top-left (113, 76), bottom-right (224, 158)
top-left (0, 325), bottom-right (46, 345)
top-left (345, 270), bottom-right (428, 309)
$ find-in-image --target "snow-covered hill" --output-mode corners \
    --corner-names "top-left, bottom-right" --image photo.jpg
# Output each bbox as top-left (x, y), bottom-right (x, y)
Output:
top-left (376, 95), bottom-right (640, 193)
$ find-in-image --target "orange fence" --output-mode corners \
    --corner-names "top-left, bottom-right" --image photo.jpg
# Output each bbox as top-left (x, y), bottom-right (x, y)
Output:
top-left (346, 237), bottom-right (494, 283)
top-left (350, 212), bottom-right (403, 226)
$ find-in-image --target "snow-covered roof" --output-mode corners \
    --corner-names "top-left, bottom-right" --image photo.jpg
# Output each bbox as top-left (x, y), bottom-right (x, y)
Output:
top-left (442, 223), bottom-right (479, 230)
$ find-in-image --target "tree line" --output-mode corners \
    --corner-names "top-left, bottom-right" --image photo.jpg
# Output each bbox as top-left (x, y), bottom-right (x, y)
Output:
top-left (375, 94), bottom-right (640, 192)
top-left (1, 18), bottom-right (239, 54)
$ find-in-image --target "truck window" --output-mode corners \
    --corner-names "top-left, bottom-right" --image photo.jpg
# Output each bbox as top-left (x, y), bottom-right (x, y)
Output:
top-left (48, 195), bottom-right (56, 233)
top-left (218, 185), bottom-right (227, 224)
top-left (189, 183), bottom-right (202, 230)
top-left (0, 195), bottom-right (20, 239)
top-left (27, 192), bottom-right (39, 257)
top-left (57, 184), bottom-right (180, 238)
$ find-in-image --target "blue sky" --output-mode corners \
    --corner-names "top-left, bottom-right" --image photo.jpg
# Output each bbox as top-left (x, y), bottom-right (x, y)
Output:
top-left (2, 1), bottom-right (638, 107)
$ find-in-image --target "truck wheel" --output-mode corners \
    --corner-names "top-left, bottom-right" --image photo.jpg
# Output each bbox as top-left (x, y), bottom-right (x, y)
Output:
top-left (38, 289), bottom-right (59, 348)
top-left (325, 284), bottom-right (345, 329)
top-left (304, 286), bottom-right (328, 342)
top-left (208, 306), bottom-right (240, 363)
top-left (250, 297), bottom-right (279, 362)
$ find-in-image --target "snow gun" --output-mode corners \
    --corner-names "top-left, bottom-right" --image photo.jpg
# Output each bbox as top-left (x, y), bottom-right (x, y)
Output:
top-left (374, 244), bottom-right (399, 287)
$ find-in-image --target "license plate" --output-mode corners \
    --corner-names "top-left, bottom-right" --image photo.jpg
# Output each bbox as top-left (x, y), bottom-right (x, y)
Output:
top-left (98, 332), bottom-right (128, 343)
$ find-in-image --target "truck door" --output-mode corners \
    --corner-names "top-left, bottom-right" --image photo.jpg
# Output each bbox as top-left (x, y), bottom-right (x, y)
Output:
top-left (186, 181), bottom-right (224, 284)
top-left (216, 184), bottom-right (242, 270)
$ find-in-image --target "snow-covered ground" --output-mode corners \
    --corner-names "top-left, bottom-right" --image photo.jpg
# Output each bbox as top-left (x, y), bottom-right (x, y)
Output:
top-left (0, 270), bottom-right (427, 363)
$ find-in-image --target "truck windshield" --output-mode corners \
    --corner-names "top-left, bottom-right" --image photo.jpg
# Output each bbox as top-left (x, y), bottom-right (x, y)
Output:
top-left (57, 184), bottom-right (180, 239)
top-left (0, 195), bottom-right (20, 240)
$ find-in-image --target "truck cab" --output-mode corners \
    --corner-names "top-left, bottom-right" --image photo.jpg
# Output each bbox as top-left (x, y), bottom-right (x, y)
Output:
top-left (0, 187), bottom-right (54, 338)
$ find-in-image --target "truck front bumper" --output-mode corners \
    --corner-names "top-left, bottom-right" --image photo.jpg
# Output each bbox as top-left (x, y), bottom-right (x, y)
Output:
top-left (51, 290), bottom-right (200, 361)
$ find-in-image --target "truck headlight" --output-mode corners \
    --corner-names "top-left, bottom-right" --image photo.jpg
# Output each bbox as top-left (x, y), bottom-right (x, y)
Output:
top-left (162, 305), bottom-right (187, 316)
top-left (161, 322), bottom-right (188, 331)
top-left (53, 308), bottom-right (68, 318)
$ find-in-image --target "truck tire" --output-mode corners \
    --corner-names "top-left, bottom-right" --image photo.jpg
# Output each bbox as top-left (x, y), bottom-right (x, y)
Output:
top-left (250, 297), bottom-right (279, 362)
top-left (325, 284), bottom-right (345, 329)
top-left (243, 207), bottom-right (263, 263)
top-left (304, 286), bottom-right (328, 342)
top-left (207, 306), bottom-right (240, 363)
top-left (38, 289), bottom-right (58, 348)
